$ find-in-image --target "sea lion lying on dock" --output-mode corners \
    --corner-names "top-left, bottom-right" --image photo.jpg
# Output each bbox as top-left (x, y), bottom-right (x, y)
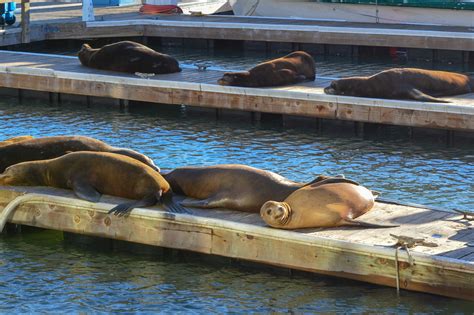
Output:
top-left (0, 135), bottom-right (34, 146)
top-left (78, 40), bottom-right (181, 74)
top-left (0, 135), bottom-right (159, 173)
top-left (324, 68), bottom-right (474, 103)
top-left (260, 179), bottom-right (396, 229)
top-left (0, 151), bottom-right (176, 216)
top-left (217, 51), bottom-right (316, 87)
top-left (163, 164), bottom-right (352, 213)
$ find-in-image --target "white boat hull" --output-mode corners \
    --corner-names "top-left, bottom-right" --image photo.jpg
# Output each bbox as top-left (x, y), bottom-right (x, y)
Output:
top-left (229, 0), bottom-right (474, 27)
top-left (179, 0), bottom-right (232, 15)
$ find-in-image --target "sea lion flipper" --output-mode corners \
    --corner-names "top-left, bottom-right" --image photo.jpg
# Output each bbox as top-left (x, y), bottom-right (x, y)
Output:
top-left (407, 89), bottom-right (450, 103)
top-left (161, 193), bottom-right (192, 214)
top-left (108, 193), bottom-right (159, 217)
top-left (306, 177), bottom-right (360, 188)
top-left (180, 196), bottom-right (225, 209)
top-left (71, 178), bottom-right (101, 202)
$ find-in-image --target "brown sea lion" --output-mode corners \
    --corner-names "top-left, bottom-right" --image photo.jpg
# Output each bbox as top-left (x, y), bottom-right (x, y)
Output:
top-left (324, 68), bottom-right (474, 103)
top-left (163, 164), bottom-right (355, 213)
top-left (0, 151), bottom-right (180, 216)
top-left (78, 41), bottom-right (181, 74)
top-left (260, 180), bottom-right (397, 229)
top-left (0, 135), bottom-right (34, 147)
top-left (217, 51), bottom-right (316, 87)
top-left (0, 135), bottom-right (159, 173)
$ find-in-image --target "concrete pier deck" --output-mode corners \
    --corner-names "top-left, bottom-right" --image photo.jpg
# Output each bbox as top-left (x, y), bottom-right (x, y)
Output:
top-left (0, 50), bottom-right (473, 132)
top-left (0, 3), bottom-right (473, 51)
top-left (1, 186), bottom-right (473, 300)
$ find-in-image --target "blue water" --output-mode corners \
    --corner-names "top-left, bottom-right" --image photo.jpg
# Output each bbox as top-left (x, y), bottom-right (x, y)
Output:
top-left (0, 45), bottom-right (473, 312)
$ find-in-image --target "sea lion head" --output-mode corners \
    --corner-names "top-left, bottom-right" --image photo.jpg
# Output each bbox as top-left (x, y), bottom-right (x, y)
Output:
top-left (324, 77), bottom-right (364, 96)
top-left (156, 54), bottom-right (181, 73)
top-left (260, 201), bottom-right (292, 228)
top-left (78, 43), bottom-right (93, 66)
top-left (0, 163), bottom-right (38, 186)
top-left (218, 72), bottom-right (238, 86)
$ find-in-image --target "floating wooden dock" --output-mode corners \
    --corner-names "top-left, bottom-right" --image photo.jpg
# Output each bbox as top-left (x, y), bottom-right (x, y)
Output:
top-left (0, 51), bottom-right (473, 132)
top-left (1, 3), bottom-right (473, 52)
top-left (1, 186), bottom-right (472, 300)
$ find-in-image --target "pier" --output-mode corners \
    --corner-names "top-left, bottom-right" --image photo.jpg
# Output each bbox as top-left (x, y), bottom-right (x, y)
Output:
top-left (1, 3), bottom-right (473, 54)
top-left (0, 51), bottom-right (472, 133)
top-left (1, 186), bottom-right (473, 300)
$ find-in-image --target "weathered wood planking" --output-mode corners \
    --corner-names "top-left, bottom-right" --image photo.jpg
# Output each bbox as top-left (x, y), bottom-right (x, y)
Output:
top-left (0, 186), bottom-right (472, 300)
top-left (0, 3), bottom-right (473, 50)
top-left (0, 51), bottom-right (473, 132)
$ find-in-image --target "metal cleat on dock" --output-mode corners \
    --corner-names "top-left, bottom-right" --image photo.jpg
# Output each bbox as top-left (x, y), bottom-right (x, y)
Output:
top-left (453, 209), bottom-right (474, 221)
top-left (390, 234), bottom-right (438, 249)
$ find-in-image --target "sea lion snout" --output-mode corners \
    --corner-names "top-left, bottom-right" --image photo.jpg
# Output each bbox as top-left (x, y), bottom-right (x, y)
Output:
top-left (324, 81), bottom-right (339, 95)
top-left (217, 73), bottom-right (233, 86)
top-left (260, 201), bottom-right (291, 227)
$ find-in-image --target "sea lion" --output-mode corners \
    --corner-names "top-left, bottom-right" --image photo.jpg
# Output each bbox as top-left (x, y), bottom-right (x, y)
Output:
top-left (0, 135), bottom-right (34, 146)
top-left (0, 151), bottom-right (177, 216)
top-left (0, 135), bottom-right (159, 173)
top-left (324, 68), bottom-right (474, 103)
top-left (217, 51), bottom-right (316, 87)
top-left (163, 164), bottom-right (353, 213)
top-left (260, 180), bottom-right (397, 229)
top-left (78, 41), bottom-right (181, 74)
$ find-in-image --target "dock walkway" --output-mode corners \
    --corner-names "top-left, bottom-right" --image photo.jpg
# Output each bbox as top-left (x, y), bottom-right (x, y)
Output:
top-left (1, 186), bottom-right (472, 300)
top-left (0, 51), bottom-right (473, 132)
top-left (1, 3), bottom-right (473, 51)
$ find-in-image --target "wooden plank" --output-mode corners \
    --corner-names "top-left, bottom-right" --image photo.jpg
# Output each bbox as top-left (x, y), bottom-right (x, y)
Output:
top-left (1, 3), bottom-right (472, 50)
top-left (0, 51), bottom-right (472, 132)
top-left (0, 186), bottom-right (472, 300)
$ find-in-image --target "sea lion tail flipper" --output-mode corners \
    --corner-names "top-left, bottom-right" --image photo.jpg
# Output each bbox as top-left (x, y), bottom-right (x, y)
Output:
top-left (407, 89), bottom-right (450, 103)
top-left (161, 192), bottom-right (192, 214)
top-left (71, 178), bottom-right (102, 202)
top-left (305, 176), bottom-right (360, 188)
top-left (342, 219), bottom-right (399, 229)
top-left (108, 193), bottom-right (159, 217)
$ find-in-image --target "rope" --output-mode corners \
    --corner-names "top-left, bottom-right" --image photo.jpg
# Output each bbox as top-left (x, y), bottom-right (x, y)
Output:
top-left (390, 234), bottom-right (438, 295)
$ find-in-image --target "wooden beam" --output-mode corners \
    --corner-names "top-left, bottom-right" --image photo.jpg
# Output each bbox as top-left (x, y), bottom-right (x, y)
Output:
top-left (20, 0), bottom-right (30, 43)
top-left (0, 186), bottom-right (472, 300)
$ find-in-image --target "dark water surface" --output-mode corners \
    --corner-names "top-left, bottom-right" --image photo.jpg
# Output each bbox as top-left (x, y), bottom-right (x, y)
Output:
top-left (0, 44), bottom-right (473, 312)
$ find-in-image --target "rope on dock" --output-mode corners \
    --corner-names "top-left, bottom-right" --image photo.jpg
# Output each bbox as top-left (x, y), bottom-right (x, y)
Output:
top-left (390, 234), bottom-right (438, 295)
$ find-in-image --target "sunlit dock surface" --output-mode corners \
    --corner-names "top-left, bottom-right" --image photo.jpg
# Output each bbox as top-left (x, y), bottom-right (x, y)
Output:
top-left (0, 3), bottom-right (473, 51)
top-left (1, 186), bottom-right (472, 300)
top-left (0, 51), bottom-right (472, 132)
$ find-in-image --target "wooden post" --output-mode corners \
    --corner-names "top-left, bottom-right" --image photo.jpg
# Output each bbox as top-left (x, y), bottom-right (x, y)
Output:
top-left (20, 0), bottom-right (30, 43)
top-left (354, 121), bottom-right (364, 137)
top-left (82, 0), bottom-right (95, 22)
